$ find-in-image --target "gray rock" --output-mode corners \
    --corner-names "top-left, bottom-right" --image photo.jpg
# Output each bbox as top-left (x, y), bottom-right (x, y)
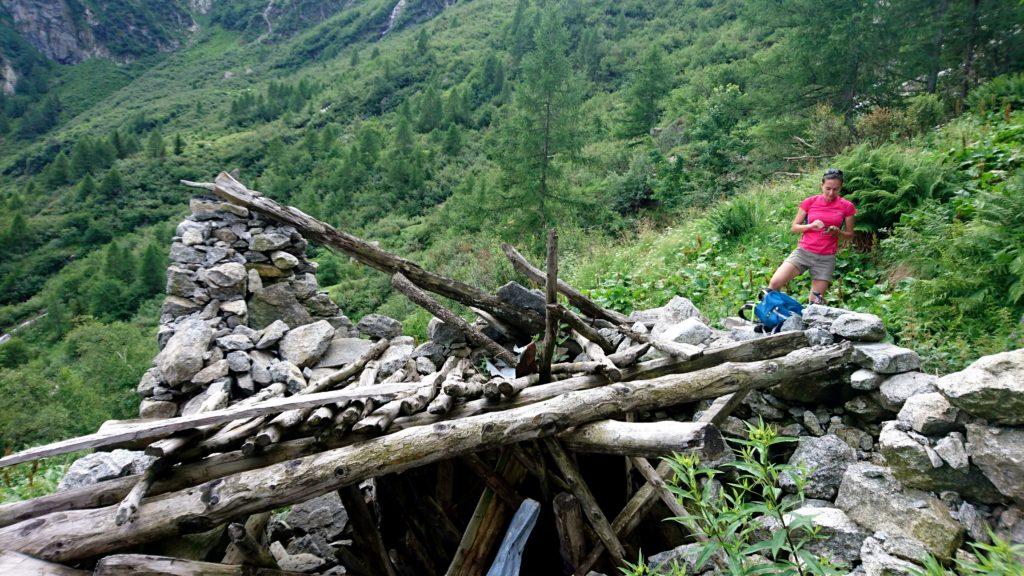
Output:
top-left (416, 356), bottom-right (437, 375)
top-left (831, 312), bottom-right (887, 342)
top-left (250, 350), bottom-right (275, 385)
top-left (835, 463), bottom-right (963, 559)
top-left (646, 543), bottom-right (711, 574)
top-left (136, 368), bottom-right (161, 397)
top-left (139, 398), bottom-right (178, 418)
top-left (247, 268), bottom-right (263, 294)
top-left (248, 282), bottom-right (313, 330)
top-left (897, 392), bottom-right (960, 435)
top-left (250, 232), bottom-right (291, 252)
top-left (878, 372), bottom-right (937, 412)
top-left (289, 273), bottom-right (318, 300)
top-left (496, 281), bottom-right (547, 317)
top-left (285, 533), bottom-right (333, 558)
top-left (57, 450), bottom-right (155, 492)
top-left (428, 317), bottom-right (466, 347)
top-left (803, 304), bottom-right (850, 327)
top-left (851, 369), bottom-right (884, 391)
top-left (270, 360), bottom-right (306, 392)
top-left (744, 390), bottom-right (785, 421)
top-left (859, 536), bottom-right (922, 576)
top-left (957, 502), bottom-right (991, 544)
top-left (170, 242), bottom-right (205, 265)
top-left (781, 314), bottom-right (805, 332)
top-left (166, 266), bottom-right (198, 298)
top-left (279, 320), bottom-right (335, 368)
top-left (933, 432), bottom-right (969, 470)
top-left (844, 393), bottom-right (891, 423)
top-left (205, 262), bottom-right (247, 289)
top-left (378, 337), bottom-right (415, 377)
top-left (935, 349), bottom-right (1024, 425)
top-left (763, 506), bottom-right (867, 568)
top-left (804, 326), bottom-right (834, 346)
top-left (216, 334), bottom-right (254, 352)
top-left (270, 250), bottom-right (299, 269)
top-left (227, 351), bottom-right (251, 372)
top-left (781, 434), bottom-right (857, 499)
top-left (220, 299), bottom-right (247, 317)
top-left (277, 553), bottom-right (324, 572)
top-left (192, 359), bottom-right (229, 385)
top-left (315, 337), bottom-right (374, 369)
top-left (155, 318), bottom-right (213, 386)
top-left (356, 314), bottom-right (403, 340)
top-left (854, 343), bottom-right (921, 374)
top-left (256, 319), bottom-right (290, 349)
top-left (966, 423), bottom-right (1024, 504)
top-left (656, 316), bottom-right (713, 346)
top-left (879, 422), bottom-right (1003, 504)
top-left (285, 491), bottom-right (349, 541)
top-left (412, 341), bottom-right (447, 368)
top-left (160, 295), bottom-right (201, 319)
top-left (181, 379), bottom-right (231, 416)
top-left (304, 292), bottom-right (340, 316)
top-left (804, 410), bottom-right (825, 436)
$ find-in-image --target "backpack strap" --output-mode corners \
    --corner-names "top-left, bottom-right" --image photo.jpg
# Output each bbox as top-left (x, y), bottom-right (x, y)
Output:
top-left (739, 302), bottom-right (756, 322)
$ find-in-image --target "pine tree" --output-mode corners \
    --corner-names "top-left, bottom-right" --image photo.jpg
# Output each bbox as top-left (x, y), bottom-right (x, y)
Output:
top-left (77, 174), bottom-right (97, 200)
top-left (417, 82), bottom-right (444, 133)
top-left (443, 123), bottom-right (462, 156)
top-left (147, 130), bottom-right (165, 159)
top-left (415, 28), bottom-right (430, 56)
top-left (135, 242), bottom-right (165, 298)
top-left (99, 168), bottom-right (124, 199)
top-left (69, 137), bottom-right (96, 179)
top-left (576, 28), bottom-right (604, 81)
top-left (350, 48), bottom-right (360, 67)
top-left (620, 46), bottom-right (671, 138)
top-left (499, 4), bottom-right (583, 238)
top-left (173, 133), bottom-right (185, 155)
top-left (47, 152), bottom-right (71, 187)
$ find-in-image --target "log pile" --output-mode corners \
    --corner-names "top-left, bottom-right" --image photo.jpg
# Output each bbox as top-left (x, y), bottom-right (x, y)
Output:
top-left (2, 173), bottom-right (1019, 576)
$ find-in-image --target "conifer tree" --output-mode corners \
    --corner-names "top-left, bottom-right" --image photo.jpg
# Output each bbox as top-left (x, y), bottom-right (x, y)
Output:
top-left (147, 130), bottom-right (165, 159)
top-left (47, 152), bottom-right (71, 187)
top-left (417, 82), bottom-right (444, 133)
top-left (173, 133), bottom-right (185, 155)
top-left (99, 168), bottom-right (124, 199)
top-left (136, 242), bottom-right (165, 298)
top-left (443, 123), bottom-right (462, 156)
top-left (350, 48), bottom-right (360, 67)
top-left (77, 174), bottom-right (97, 200)
top-left (620, 46), bottom-right (671, 138)
top-left (415, 28), bottom-right (430, 56)
top-left (70, 137), bottom-right (96, 179)
top-left (499, 3), bottom-right (582, 238)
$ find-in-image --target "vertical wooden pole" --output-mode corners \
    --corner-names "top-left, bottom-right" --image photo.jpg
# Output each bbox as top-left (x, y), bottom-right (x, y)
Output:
top-left (540, 229), bottom-right (559, 384)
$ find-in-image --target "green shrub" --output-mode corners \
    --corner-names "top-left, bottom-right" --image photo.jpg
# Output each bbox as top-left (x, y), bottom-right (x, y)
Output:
top-left (906, 93), bottom-right (946, 133)
top-left (708, 195), bottom-right (762, 241)
top-left (855, 106), bottom-right (914, 143)
top-left (913, 532), bottom-right (1024, 575)
top-left (968, 73), bottom-right (1024, 115)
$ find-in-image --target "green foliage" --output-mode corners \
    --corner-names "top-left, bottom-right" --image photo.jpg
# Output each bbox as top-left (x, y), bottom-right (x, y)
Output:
top-left (620, 46), bottom-right (671, 138)
top-left (624, 420), bottom-right (841, 575)
top-left (709, 195), bottom-right (763, 241)
top-left (968, 73), bottom-right (1024, 113)
top-left (0, 455), bottom-right (77, 504)
top-left (913, 533), bottom-right (1024, 576)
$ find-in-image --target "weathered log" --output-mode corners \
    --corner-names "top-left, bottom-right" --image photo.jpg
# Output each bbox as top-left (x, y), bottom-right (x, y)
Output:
top-left (224, 522), bottom-right (279, 569)
top-left (338, 485), bottom-right (398, 576)
top-left (558, 420), bottom-right (726, 459)
top-left (608, 343), bottom-right (651, 367)
top-left (629, 456), bottom-right (687, 519)
top-left (570, 330), bottom-right (622, 382)
top-left (553, 492), bottom-right (587, 574)
top-left (222, 512), bottom-right (272, 566)
top-left (0, 380), bottom-right (424, 468)
top-left (485, 498), bottom-right (541, 576)
top-left (539, 229), bottom-right (559, 383)
top-left (470, 307), bottom-right (521, 341)
top-left (461, 453), bottom-right (524, 509)
top-left (392, 272), bottom-right (518, 366)
top-left (93, 554), bottom-right (304, 575)
top-left (311, 338), bottom-right (390, 391)
top-left (497, 373), bottom-right (539, 398)
top-left (610, 322), bottom-right (702, 359)
top-left (0, 550), bottom-right (88, 575)
top-left (306, 406), bottom-right (335, 428)
top-left (544, 438), bottom-right (626, 566)
top-left (552, 304), bottom-right (615, 355)
top-left (184, 173), bottom-right (544, 332)
top-left (114, 457), bottom-right (172, 526)
top-left (0, 344), bottom-right (850, 562)
top-left (550, 361), bottom-right (603, 374)
top-left (500, 242), bottom-right (629, 325)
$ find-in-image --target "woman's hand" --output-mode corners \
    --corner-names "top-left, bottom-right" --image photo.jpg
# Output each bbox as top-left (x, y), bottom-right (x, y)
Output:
top-left (808, 219), bottom-right (826, 231)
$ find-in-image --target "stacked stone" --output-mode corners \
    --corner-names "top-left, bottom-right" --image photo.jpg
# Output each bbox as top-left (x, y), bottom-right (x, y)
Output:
top-left (135, 197), bottom-right (352, 419)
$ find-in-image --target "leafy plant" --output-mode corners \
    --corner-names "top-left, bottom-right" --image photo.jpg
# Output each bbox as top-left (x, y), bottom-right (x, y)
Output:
top-left (709, 195), bottom-right (763, 241)
top-left (912, 532), bottom-right (1024, 576)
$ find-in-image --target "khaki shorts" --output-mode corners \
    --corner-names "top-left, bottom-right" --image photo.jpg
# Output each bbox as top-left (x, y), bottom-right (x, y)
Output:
top-left (784, 248), bottom-right (836, 281)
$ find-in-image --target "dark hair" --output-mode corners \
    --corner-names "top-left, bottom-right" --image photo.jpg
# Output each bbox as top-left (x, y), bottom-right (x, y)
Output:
top-left (822, 168), bottom-right (844, 182)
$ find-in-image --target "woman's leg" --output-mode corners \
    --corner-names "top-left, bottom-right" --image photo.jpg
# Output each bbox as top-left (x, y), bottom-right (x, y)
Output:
top-left (768, 262), bottom-right (802, 292)
top-left (810, 279), bottom-right (831, 304)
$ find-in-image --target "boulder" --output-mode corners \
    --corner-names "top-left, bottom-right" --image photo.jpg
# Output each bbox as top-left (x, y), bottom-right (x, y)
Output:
top-left (140, 399), bottom-right (178, 418)
top-left (879, 422), bottom-right (1002, 504)
top-left (844, 394), bottom-right (891, 423)
top-left (897, 392), bottom-right (961, 435)
top-left (853, 343), bottom-right (921, 374)
top-left (315, 337), bottom-right (375, 369)
top-left (830, 312), bottom-right (886, 342)
top-left (191, 359), bottom-right (229, 385)
top-left (205, 262), bottom-right (247, 289)
top-left (136, 368), bottom-right (161, 397)
top-left (285, 491), bottom-right (349, 541)
top-left (780, 434), bottom-right (857, 500)
top-left (250, 232), bottom-right (291, 252)
top-left (356, 314), bottom-right (403, 340)
top-left (966, 423), bottom-right (1024, 504)
top-left (850, 369), bottom-right (884, 391)
top-left (289, 274), bottom-right (318, 300)
top-left (57, 450), bottom-right (156, 492)
top-left (160, 295), bottom-right (200, 319)
top-left (496, 281), bottom-right (546, 316)
top-left (412, 340), bottom-right (447, 368)
top-left (804, 326), bottom-right (834, 346)
top-left (859, 536), bottom-right (922, 576)
top-left (279, 320), bottom-right (335, 368)
top-left (270, 360), bottom-right (306, 392)
top-left (378, 336), bottom-right (416, 377)
top-left (271, 250), bottom-right (300, 270)
top-left (220, 299), bottom-right (247, 317)
top-left (216, 334), bottom-right (254, 352)
top-left (655, 317), bottom-right (713, 346)
top-left (226, 351), bottom-right (251, 372)
top-left (646, 543), bottom-right (711, 575)
top-left (166, 266), bottom-right (199, 298)
top-left (155, 318), bottom-right (213, 386)
top-left (250, 350), bottom-right (275, 385)
top-left (878, 372), bottom-right (936, 412)
top-left (933, 432), bottom-right (969, 471)
top-left (802, 304), bottom-right (849, 328)
top-left (428, 317), bottom-right (466, 347)
top-left (835, 463), bottom-right (963, 559)
top-left (935, 349), bottom-right (1024, 425)
top-left (761, 506), bottom-right (867, 568)
top-left (255, 319), bottom-right (289, 349)
top-left (248, 282), bottom-right (313, 330)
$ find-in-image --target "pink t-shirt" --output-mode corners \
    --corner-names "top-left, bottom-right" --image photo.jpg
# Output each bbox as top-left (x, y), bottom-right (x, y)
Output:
top-left (798, 194), bottom-right (857, 255)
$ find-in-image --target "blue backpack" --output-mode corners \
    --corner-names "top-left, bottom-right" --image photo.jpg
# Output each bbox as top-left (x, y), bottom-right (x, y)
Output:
top-left (740, 289), bottom-right (804, 333)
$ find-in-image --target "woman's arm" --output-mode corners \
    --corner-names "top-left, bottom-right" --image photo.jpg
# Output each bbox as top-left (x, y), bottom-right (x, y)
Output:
top-left (828, 215), bottom-right (856, 241)
top-left (790, 208), bottom-right (823, 234)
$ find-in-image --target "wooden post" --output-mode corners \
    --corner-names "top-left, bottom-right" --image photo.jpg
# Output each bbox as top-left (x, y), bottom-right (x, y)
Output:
top-left (553, 492), bottom-right (587, 574)
top-left (540, 229), bottom-right (559, 383)
top-left (338, 484), bottom-right (398, 576)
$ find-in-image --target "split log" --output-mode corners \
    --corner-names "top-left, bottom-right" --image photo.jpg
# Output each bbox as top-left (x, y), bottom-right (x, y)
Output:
top-left (553, 492), bottom-right (587, 574)
top-left (570, 330), bottom-right (622, 382)
top-left (0, 380), bottom-right (425, 468)
top-left (501, 242), bottom-right (629, 325)
top-left (0, 550), bottom-right (88, 575)
top-left (558, 420), bottom-right (726, 459)
top-left (93, 554), bottom-right (304, 575)
top-left (0, 332), bottom-right (810, 530)
top-left (485, 498), bottom-right (541, 576)
top-left (470, 307), bottom-right (520, 341)
top-left (540, 229), bottom-right (559, 383)
top-left (544, 438), bottom-right (626, 566)
top-left (391, 272), bottom-right (518, 366)
top-left (0, 344), bottom-right (850, 562)
top-left (609, 322), bottom-right (701, 360)
top-left (185, 173), bottom-right (544, 332)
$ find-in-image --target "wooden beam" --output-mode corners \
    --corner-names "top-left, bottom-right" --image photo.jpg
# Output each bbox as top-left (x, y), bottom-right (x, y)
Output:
top-left (558, 420), bottom-right (726, 459)
top-left (0, 550), bottom-right (88, 576)
top-left (540, 229), bottom-right (559, 383)
top-left (553, 492), bottom-right (587, 574)
top-left (93, 554), bottom-right (305, 575)
top-left (461, 453), bottom-right (523, 509)
top-left (338, 484), bottom-right (398, 576)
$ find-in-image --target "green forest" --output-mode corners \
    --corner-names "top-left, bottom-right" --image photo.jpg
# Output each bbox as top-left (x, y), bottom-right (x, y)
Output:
top-left (0, 0), bottom-right (1022, 486)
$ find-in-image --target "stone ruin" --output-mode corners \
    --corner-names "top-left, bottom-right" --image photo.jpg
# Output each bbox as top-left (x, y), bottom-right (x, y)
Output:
top-left (2, 173), bottom-right (1022, 576)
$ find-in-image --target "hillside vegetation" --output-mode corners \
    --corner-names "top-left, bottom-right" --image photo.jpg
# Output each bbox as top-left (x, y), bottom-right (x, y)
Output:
top-left (0, 0), bottom-right (1022, 466)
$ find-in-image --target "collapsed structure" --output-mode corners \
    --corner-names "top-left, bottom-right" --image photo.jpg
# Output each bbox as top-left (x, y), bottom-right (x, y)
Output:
top-left (0, 172), bottom-right (1021, 576)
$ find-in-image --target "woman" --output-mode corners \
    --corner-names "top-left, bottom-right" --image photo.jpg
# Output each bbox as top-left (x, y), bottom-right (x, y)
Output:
top-left (767, 168), bottom-right (856, 304)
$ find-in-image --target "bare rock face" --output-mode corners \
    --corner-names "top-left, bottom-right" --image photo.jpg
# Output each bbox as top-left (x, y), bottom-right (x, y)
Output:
top-left (966, 423), bottom-right (1024, 504)
top-left (155, 318), bottom-right (213, 386)
top-left (278, 320), bottom-right (335, 368)
top-left (935, 349), bottom-right (1024, 425)
top-left (835, 463), bottom-right (963, 559)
